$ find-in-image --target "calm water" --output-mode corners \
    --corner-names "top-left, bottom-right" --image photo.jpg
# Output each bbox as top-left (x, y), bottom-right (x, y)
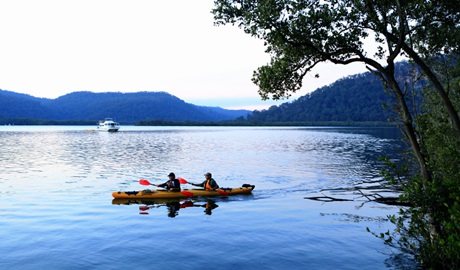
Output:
top-left (0, 126), bottom-right (414, 269)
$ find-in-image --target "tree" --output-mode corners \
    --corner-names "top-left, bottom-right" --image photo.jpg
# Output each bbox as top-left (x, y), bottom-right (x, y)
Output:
top-left (213, 0), bottom-right (460, 130)
top-left (403, 57), bottom-right (460, 267)
top-left (213, 0), bottom-right (460, 267)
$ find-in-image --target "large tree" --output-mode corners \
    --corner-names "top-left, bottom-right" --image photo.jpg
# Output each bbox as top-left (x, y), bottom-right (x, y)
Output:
top-left (213, 0), bottom-right (460, 267)
top-left (213, 0), bottom-right (459, 129)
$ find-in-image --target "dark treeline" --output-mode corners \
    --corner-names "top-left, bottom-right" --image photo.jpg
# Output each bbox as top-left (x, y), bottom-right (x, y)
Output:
top-left (136, 119), bottom-right (391, 127)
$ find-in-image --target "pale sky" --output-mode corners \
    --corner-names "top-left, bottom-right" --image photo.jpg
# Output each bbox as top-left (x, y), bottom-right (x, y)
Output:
top-left (0, 0), bottom-right (368, 110)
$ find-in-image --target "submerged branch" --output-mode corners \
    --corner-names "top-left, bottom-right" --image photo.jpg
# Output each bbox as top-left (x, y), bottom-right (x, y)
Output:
top-left (304, 184), bottom-right (411, 207)
top-left (305, 194), bottom-right (353, 202)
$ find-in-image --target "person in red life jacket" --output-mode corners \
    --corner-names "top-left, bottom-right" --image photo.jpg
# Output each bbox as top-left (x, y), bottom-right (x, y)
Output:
top-left (191, 172), bottom-right (219, 191)
top-left (156, 172), bottom-right (181, 192)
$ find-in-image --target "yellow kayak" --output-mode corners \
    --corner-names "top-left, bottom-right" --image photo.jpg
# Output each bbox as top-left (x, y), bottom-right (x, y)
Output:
top-left (112, 184), bottom-right (255, 199)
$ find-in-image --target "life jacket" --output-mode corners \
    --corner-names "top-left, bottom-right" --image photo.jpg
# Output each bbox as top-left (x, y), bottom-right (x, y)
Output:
top-left (205, 179), bottom-right (212, 190)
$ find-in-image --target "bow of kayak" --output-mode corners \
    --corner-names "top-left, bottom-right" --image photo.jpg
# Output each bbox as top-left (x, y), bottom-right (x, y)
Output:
top-left (112, 184), bottom-right (255, 199)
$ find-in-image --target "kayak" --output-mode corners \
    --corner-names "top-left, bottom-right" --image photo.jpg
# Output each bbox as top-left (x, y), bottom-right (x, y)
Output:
top-left (112, 184), bottom-right (255, 199)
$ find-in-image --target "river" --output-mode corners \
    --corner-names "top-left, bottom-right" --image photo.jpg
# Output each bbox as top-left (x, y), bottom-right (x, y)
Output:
top-left (0, 126), bottom-right (416, 269)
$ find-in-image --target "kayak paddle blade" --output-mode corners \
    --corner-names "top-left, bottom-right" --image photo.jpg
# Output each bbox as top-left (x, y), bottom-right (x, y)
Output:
top-left (178, 177), bottom-right (188, 184)
top-left (139, 179), bottom-right (151, 186)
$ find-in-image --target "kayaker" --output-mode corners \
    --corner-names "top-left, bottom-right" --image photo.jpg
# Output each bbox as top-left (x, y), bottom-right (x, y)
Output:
top-left (191, 172), bottom-right (219, 191)
top-left (156, 172), bottom-right (181, 192)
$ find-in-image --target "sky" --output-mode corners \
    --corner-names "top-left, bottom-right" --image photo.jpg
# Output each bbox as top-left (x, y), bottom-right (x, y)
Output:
top-left (0, 0), bottom-right (368, 110)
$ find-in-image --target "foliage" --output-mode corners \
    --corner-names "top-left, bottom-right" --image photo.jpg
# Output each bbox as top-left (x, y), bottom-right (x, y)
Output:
top-left (380, 59), bottom-right (460, 268)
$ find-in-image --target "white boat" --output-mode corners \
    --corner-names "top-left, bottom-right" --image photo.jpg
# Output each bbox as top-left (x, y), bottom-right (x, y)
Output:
top-left (97, 118), bottom-right (120, 132)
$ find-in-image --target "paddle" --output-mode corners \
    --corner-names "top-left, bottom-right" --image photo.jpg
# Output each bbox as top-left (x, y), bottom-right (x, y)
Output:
top-left (178, 177), bottom-right (228, 196)
top-left (139, 179), bottom-right (194, 197)
top-left (139, 179), bottom-right (155, 186)
top-left (178, 177), bottom-right (193, 185)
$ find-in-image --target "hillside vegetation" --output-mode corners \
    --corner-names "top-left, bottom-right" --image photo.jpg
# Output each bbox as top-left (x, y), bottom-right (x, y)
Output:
top-left (0, 91), bottom-right (249, 123)
top-left (247, 62), bottom-right (419, 124)
top-left (1, 62), bottom-right (415, 125)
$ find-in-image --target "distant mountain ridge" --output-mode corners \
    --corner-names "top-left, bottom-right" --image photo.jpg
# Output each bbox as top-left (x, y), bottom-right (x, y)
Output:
top-left (0, 90), bottom-right (250, 123)
top-left (0, 61), bottom-right (418, 125)
top-left (246, 61), bottom-right (418, 124)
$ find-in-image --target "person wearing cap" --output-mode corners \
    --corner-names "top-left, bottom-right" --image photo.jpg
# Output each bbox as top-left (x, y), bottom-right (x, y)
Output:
top-left (156, 172), bottom-right (181, 192)
top-left (191, 172), bottom-right (219, 191)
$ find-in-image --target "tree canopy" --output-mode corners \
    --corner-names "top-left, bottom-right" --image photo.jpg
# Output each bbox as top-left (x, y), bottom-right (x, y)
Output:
top-left (213, 0), bottom-right (460, 130)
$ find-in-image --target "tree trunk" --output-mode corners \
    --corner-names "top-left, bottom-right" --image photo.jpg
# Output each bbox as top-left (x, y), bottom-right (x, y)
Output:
top-left (386, 75), bottom-right (432, 183)
top-left (384, 66), bottom-right (441, 242)
top-left (401, 43), bottom-right (460, 133)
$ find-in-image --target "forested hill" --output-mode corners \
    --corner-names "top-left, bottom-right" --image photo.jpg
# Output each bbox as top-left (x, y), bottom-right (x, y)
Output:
top-left (0, 91), bottom-right (249, 123)
top-left (246, 62), bottom-right (418, 123)
top-left (1, 62), bottom-right (416, 125)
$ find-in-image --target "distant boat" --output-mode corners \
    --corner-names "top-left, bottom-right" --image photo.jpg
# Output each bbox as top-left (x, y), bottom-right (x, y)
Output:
top-left (97, 118), bottom-right (120, 132)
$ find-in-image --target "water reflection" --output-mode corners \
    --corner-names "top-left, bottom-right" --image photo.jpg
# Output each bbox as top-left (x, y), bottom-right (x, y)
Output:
top-left (112, 198), bottom-right (220, 217)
